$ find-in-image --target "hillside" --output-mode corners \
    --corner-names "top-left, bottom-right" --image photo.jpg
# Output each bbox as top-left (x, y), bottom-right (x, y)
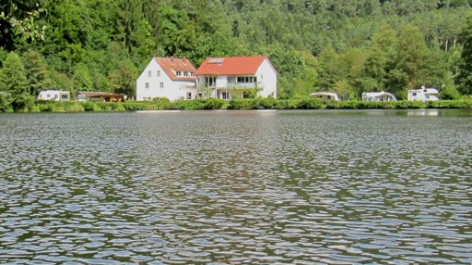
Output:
top-left (1, 0), bottom-right (471, 101)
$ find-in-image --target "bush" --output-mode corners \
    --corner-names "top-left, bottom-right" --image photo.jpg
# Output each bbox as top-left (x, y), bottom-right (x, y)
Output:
top-left (171, 99), bottom-right (203, 110)
top-left (260, 98), bottom-right (277, 109)
top-left (150, 97), bottom-right (172, 110)
top-left (81, 102), bottom-right (101, 111)
top-left (227, 99), bottom-right (261, 109)
top-left (200, 98), bottom-right (227, 110)
top-left (0, 93), bottom-right (12, 112)
top-left (122, 102), bottom-right (147, 111)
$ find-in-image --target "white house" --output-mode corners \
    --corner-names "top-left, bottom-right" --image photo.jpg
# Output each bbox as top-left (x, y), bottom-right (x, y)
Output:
top-left (136, 57), bottom-right (197, 101)
top-left (194, 56), bottom-right (278, 99)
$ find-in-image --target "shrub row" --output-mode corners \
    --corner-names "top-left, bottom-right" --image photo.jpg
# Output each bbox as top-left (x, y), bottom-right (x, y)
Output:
top-left (2, 98), bottom-right (472, 113)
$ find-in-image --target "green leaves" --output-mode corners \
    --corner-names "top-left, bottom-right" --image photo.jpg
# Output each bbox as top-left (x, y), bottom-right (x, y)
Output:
top-left (456, 13), bottom-right (472, 95)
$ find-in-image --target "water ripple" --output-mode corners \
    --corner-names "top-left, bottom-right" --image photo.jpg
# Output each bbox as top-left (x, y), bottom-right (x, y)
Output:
top-left (1, 110), bottom-right (472, 264)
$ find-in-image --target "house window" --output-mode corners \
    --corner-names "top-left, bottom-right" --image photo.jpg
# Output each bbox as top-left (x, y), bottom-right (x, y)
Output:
top-left (145, 82), bottom-right (149, 88)
top-left (205, 77), bottom-right (216, 87)
top-left (176, 71), bottom-right (182, 76)
top-left (148, 71), bottom-right (151, 77)
top-left (237, 77), bottom-right (256, 83)
top-left (186, 92), bottom-right (192, 99)
top-left (157, 70), bottom-right (160, 77)
top-left (160, 82), bottom-right (164, 88)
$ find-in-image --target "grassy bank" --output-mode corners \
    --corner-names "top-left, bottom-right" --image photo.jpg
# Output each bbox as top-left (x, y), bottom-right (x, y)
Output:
top-left (2, 98), bottom-right (472, 113)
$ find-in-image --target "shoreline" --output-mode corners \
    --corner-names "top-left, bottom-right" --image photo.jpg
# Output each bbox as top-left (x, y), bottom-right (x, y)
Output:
top-left (1, 98), bottom-right (472, 113)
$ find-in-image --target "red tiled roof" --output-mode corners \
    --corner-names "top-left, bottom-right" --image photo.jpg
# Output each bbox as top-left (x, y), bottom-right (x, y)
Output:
top-left (195, 56), bottom-right (271, 75)
top-left (155, 57), bottom-right (197, 81)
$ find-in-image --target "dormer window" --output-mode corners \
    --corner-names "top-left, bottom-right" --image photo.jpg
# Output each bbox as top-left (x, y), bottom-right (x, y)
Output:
top-left (176, 71), bottom-right (182, 76)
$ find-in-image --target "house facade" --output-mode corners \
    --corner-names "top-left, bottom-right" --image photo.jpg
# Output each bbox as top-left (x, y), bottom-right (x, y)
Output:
top-left (194, 56), bottom-right (278, 99)
top-left (136, 57), bottom-right (197, 101)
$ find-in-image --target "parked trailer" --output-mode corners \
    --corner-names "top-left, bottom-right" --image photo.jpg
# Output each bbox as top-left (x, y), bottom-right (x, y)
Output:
top-left (362, 91), bottom-right (397, 101)
top-left (407, 87), bottom-right (439, 102)
top-left (37, 90), bottom-right (70, 101)
top-left (309, 92), bottom-right (340, 101)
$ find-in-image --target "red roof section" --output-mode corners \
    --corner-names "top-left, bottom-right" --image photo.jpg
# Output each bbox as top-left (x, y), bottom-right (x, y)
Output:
top-left (154, 57), bottom-right (196, 81)
top-left (195, 56), bottom-right (270, 75)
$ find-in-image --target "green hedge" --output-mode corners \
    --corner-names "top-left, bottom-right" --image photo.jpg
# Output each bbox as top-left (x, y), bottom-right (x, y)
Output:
top-left (2, 99), bottom-right (472, 113)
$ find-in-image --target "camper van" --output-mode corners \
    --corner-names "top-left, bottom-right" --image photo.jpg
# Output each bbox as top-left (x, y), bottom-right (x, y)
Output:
top-left (362, 91), bottom-right (397, 101)
top-left (309, 92), bottom-right (340, 101)
top-left (407, 87), bottom-right (439, 102)
top-left (37, 90), bottom-right (70, 101)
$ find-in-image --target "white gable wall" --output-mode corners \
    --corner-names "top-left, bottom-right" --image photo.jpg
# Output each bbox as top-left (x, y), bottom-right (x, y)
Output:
top-left (255, 59), bottom-right (278, 98)
top-left (136, 59), bottom-right (196, 101)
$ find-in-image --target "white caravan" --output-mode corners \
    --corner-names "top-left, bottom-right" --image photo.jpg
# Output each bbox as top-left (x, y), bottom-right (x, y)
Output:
top-left (362, 91), bottom-right (397, 101)
top-left (407, 87), bottom-right (439, 102)
top-left (37, 90), bottom-right (71, 101)
top-left (309, 92), bottom-right (340, 101)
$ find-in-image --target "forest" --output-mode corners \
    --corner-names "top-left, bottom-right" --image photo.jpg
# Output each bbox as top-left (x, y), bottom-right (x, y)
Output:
top-left (2, 0), bottom-right (472, 109)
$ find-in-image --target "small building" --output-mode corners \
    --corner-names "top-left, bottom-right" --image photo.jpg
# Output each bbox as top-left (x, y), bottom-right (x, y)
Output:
top-left (37, 90), bottom-right (70, 101)
top-left (362, 91), bottom-right (397, 101)
top-left (76, 92), bottom-right (126, 102)
top-left (136, 57), bottom-right (197, 101)
top-left (194, 56), bottom-right (278, 100)
top-left (309, 92), bottom-right (340, 101)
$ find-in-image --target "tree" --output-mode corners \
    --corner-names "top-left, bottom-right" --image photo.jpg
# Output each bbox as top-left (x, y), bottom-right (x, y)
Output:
top-left (72, 63), bottom-right (93, 93)
top-left (157, 4), bottom-right (197, 58)
top-left (0, 52), bottom-right (30, 110)
top-left (316, 45), bottom-right (346, 91)
top-left (23, 50), bottom-right (52, 96)
top-left (112, 0), bottom-right (143, 55)
top-left (396, 25), bottom-right (435, 89)
top-left (0, 0), bottom-right (46, 50)
top-left (361, 25), bottom-right (398, 94)
top-left (456, 13), bottom-right (472, 95)
top-left (108, 60), bottom-right (137, 97)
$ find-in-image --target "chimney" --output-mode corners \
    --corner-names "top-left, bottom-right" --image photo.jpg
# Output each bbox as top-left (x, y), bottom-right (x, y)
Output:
top-left (170, 56), bottom-right (174, 63)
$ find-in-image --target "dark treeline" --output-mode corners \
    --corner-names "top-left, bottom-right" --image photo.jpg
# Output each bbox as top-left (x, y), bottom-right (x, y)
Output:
top-left (2, 0), bottom-right (472, 110)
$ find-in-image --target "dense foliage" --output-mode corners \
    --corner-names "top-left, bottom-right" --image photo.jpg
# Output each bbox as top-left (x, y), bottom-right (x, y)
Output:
top-left (2, 0), bottom-right (472, 107)
top-left (3, 98), bottom-right (472, 113)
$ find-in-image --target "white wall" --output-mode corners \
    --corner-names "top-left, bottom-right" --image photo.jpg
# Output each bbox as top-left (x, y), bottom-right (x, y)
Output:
top-left (216, 75), bottom-right (228, 88)
top-left (136, 59), bottom-right (196, 101)
top-left (255, 59), bottom-right (278, 98)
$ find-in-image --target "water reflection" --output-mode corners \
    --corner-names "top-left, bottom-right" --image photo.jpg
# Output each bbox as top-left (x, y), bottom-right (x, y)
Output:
top-left (407, 109), bottom-right (439, 116)
top-left (1, 110), bottom-right (472, 264)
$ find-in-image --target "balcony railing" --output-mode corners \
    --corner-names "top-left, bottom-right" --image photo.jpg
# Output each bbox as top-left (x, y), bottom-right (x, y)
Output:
top-left (226, 82), bottom-right (258, 89)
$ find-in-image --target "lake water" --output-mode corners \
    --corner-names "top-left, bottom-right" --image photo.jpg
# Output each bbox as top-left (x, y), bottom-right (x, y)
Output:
top-left (1, 109), bottom-right (471, 264)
